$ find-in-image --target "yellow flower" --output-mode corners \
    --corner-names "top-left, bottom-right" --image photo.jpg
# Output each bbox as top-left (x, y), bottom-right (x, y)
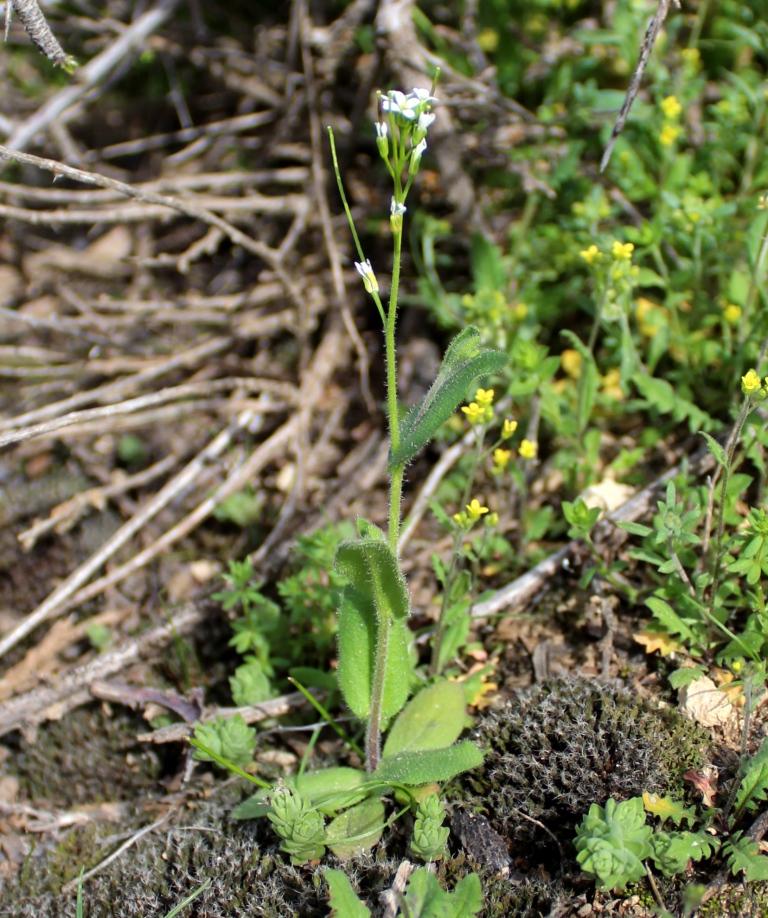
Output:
top-left (561, 349), bottom-right (583, 380)
top-left (741, 369), bottom-right (762, 396)
top-left (659, 124), bottom-right (680, 147)
top-left (461, 402), bottom-right (485, 424)
top-left (661, 95), bottom-right (682, 119)
top-left (513, 302), bottom-right (528, 320)
top-left (466, 499), bottom-right (489, 521)
top-left (474, 388), bottom-right (495, 408)
top-left (580, 244), bottom-right (600, 265)
top-left (681, 48), bottom-right (700, 68)
top-left (477, 27), bottom-right (499, 53)
top-left (493, 448), bottom-right (512, 470)
top-left (519, 439), bottom-right (537, 460)
top-left (611, 241), bottom-right (634, 261)
top-left (601, 368), bottom-right (624, 400)
top-left (502, 418), bottom-right (518, 439)
top-left (724, 304), bottom-right (742, 324)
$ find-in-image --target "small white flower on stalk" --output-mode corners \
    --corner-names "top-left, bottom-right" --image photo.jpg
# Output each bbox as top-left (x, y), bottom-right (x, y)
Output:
top-left (375, 122), bottom-right (389, 160)
top-left (413, 111), bottom-right (435, 143)
top-left (409, 138), bottom-right (427, 176)
top-left (390, 197), bottom-right (407, 233)
top-left (354, 259), bottom-right (379, 294)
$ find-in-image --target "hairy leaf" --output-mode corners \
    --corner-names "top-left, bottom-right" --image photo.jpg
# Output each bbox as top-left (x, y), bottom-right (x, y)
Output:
top-left (325, 870), bottom-right (371, 918)
top-left (383, 680), bottom-right (467, 759)
top-left (389, 326), bottom-right (507, 468)
top-left (373, 741), bottom-right (484, 785)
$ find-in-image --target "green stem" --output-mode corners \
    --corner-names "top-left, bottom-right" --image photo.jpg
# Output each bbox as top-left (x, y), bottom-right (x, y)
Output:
top-left (366, 613), bottom-right (391, 773)
top-left (708, 397), bottom-right (752, 638)
top-left (387, 228), bottom-right (403, 461)
top-left (368, 217), bottom-right (405, 772)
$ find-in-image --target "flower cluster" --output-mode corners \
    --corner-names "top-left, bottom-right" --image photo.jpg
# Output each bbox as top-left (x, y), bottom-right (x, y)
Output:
top-left (580, 240), bottom-right (640, 319)
top-left (659, 94), bottom-right (682, 148)
top-left (376, 86), bottom-right (438, 191)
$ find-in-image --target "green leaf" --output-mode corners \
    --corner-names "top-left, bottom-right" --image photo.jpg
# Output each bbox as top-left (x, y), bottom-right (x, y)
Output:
top-left (336, 584), bottom-right (376, 720)
top-left (336, 535), bottom-right (411, 622)
top-left (668, 666), bottom-right (707, 689)
top-left (401, 867), bottom-right (483, 918)
top-left (725, 832), bottom-right (768, 881)
top-left (389, 326), bottom-right (508, 468)
top-left (470, 232), bottom-right (506, 291)
top-left (645, 596), bottom-right (700, 644)
top-left (325, 869), bottom-right (372, 918)
top-left (561, 331), bottom-right (598, 434)
top-left (618, 520), bottom-right (654, 537)
top-left (373, 741), bottom-right (484, 785)
top-left (642, 793), bottom-right (696, 827)
top-left (297, 767), bottom-right (369, 814)
top-left (288, 667), bottom-right (338, 693)
top-left (383, 680), bottom-right (467, 759)
top-left (326, 797), bottom-right (386, 859)
top-left (735, 738), bottom-right (768, 815)
top-left (335, 585), bottom-right (411, 721)
top-left (701, 432), bottom-right (727, 469)
top-left (449, 873), bottom-right (483, 918)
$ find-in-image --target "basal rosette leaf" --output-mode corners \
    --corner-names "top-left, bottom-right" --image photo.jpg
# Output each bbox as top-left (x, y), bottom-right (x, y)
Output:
top-left (373, 741), bottom-right (484, 785)
top-left (382, 679), bottom-right (467, 759)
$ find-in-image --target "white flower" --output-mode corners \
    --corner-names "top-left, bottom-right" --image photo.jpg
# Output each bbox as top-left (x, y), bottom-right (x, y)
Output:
top-left (390, 198), bottom-right (407, 217)
top-left (375, 122), bottom-right (388, 139)
top-left (409, 138), bottom-right (427, 175)
top-left (354, 259), bottom-right (378, 294)
top-left (410, 88), bottom-right (438, 105)
top-left (417, 112), bottom-right (435, 134)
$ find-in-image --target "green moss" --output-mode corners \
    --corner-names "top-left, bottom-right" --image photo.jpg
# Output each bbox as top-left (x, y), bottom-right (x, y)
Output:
top-left (451, 677), bottom-right (708, 860)
top-left (699, 882), bottom-right (768, 917)
top-left (8, 706), bottom-right (165, 808)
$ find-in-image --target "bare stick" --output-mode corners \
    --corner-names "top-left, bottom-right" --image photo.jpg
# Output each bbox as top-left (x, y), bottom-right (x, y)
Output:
top-left (600, 0), bottom-right (679, 172)
top-left (0, 410), bottom-right (257, 660)
top-left (0, 602), bottom-right (206, 737)
top-left (0, 336), bottom-right (230, 432)
top-left (5, 0), bottom-right (181, 150)
top-left (18, 455), bottom-right (178, 550)
top-left (0, 377), bottom-right (296, 449)
top-left (0, 144), bottom-right (306, 312)
top-left (9, 0), bottom-right (74, 69)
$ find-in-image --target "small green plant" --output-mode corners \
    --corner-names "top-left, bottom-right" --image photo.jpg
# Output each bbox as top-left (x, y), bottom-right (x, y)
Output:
top-left (325, 866), bottom-right (483, 918)
top-left (192, 714), bottom-right (256, 768)
top-left (575, 738), bottom-right (768, 895)
top-left (574, 797), bottom-right (653, 890)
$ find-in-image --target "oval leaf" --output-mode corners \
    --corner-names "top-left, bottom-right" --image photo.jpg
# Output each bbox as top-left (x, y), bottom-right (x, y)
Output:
top-left (382, 680), bottom-right (466, 760)
top-left (336, 584), bottom-right (376, 719)
top-left (326, 797), bottom-right (386, 859)
top-left (373, 741), bottom-right (484, 786)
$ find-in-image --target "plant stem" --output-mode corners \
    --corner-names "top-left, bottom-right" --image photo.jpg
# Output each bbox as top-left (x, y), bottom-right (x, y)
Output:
top-left (708, 397), bottom-right (752, 638)
top-left (368, 218), bottom-right (405, 772)
top-left (366, 613), bottom-right (391, 772)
